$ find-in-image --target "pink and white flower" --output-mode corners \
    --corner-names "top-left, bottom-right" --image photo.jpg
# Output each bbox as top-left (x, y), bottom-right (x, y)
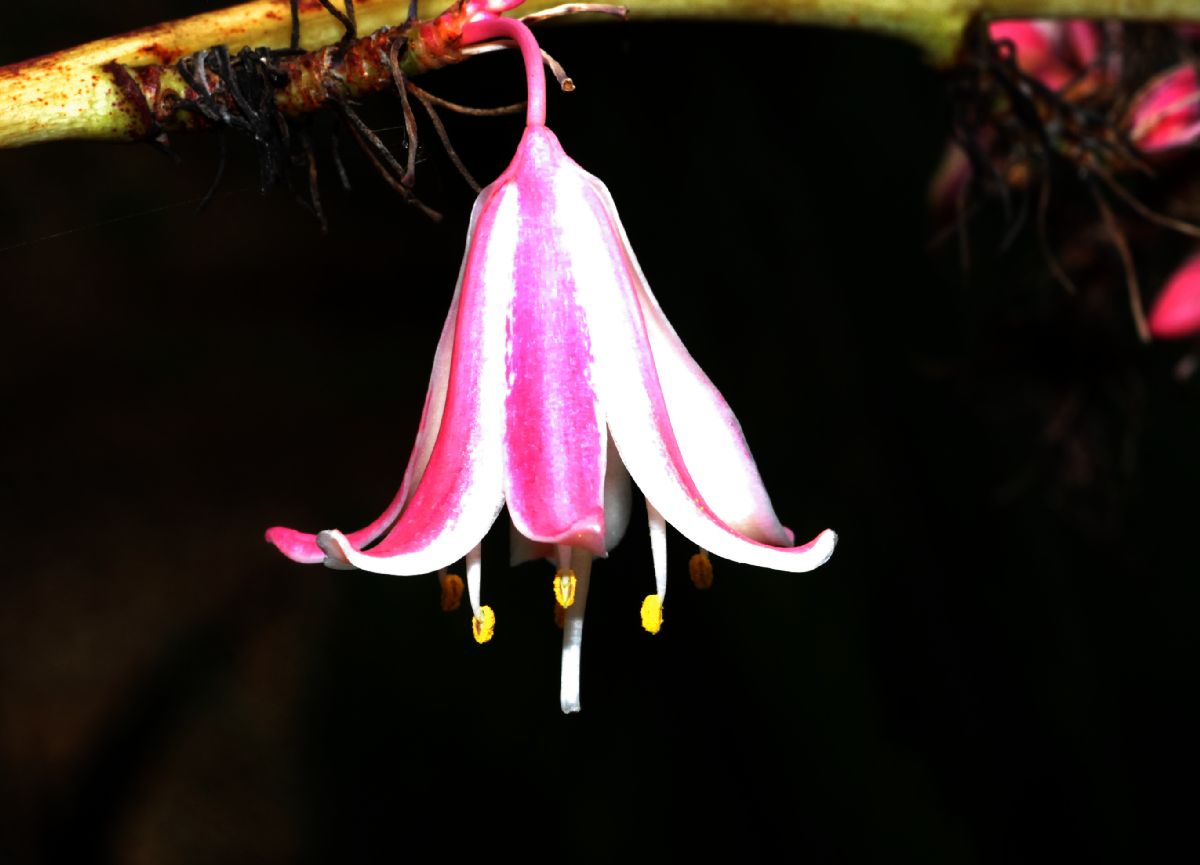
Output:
top-left (267, 4), bottom-right (836, 712)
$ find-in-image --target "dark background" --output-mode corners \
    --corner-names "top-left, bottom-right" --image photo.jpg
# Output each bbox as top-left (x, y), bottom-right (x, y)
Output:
top-left (1, 2), bottom-right (1197, 863)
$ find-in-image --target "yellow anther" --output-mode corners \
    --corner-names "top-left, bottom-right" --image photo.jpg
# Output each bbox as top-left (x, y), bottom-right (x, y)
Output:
top-left (554, 602), bottom-right (566, 629)
top-left (640, 595), bottom-right (663, 635)
top-left (688, 550), bottom-right (713, 590)
top-left (439, 573), bottom-right (464, 612)
top-left (471, 605), bottom-right (495, 644)
top-left (553, 569), bottom-right (577, 608)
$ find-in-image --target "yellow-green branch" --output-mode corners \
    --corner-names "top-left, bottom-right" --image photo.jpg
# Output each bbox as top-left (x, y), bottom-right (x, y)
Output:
top-left (1, 0), bottom-right (1198, 149)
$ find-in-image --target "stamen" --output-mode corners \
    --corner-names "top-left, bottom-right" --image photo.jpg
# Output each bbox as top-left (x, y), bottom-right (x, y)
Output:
top-left (554, 602), bottom-right (566, 629)
top-left (466, 542), bottom-right (484, 619)
top-left (553, 570), bottom-right (577, 608)
top-left (554, 547), bottom-right (576, 608)
top-left (472, 605), bottom-right (496, 644)
top-left (559, 549), bottom-right (593, 713)
top-left (438, 568), bottom-right (464, 611)
top-left (466, 542), bottom-right (494, 642)
top-left (640, 595), bottom-right (663, 635)
top-left (688, 549), bottom-right (713, 590)
top-left (644, 501), bottom-right (667, 634)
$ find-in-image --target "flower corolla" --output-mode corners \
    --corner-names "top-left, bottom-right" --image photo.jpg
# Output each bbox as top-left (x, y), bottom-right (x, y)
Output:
top-left (267, 4), bottom-right (836, 711)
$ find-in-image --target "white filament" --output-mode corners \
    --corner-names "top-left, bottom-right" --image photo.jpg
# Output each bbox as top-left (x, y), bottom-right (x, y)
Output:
top-left (647, 500), bottom-right (667, 603)
top-left (466, 543), bottom-right (484, 620)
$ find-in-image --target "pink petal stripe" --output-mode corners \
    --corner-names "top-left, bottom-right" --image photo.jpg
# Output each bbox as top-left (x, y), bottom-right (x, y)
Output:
top-left (502, 129), bottom-right (607, 554)
top-left (316, 184), bottom-right (519, 576)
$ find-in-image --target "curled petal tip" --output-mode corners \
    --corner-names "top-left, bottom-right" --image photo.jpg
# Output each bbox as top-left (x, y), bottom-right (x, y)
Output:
top-left (265, 526), bottom-right (326, 564)
top-left (803, 528), bottom-right (838, 571)
top-left (316, 530), bottom-right (357, 571)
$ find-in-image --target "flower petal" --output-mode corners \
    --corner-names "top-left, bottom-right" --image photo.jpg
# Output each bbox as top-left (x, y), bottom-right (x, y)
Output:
top-left (316, 183), bottom-right (520, 575)
top-left (1127, 64), bottom-right (1200, 154)
top-left (503, 129), bottom-right (607, 554)
top-left (601, 435), bottom-right (632, 552)
top-left (508, 519), bottom-right (552, 567)
top-left (560, 165), bottom-right (836, 572)
top-left (510, 435), bottom-right (630, 566)
top-left (614, 221), bottom-right (795, 547)
top-left (265, 285), bottom-right (459, 564)
top-left (1149, 252), bottom-right (1200, 340)
top-left (989, 21), bottom-right (1057, 79)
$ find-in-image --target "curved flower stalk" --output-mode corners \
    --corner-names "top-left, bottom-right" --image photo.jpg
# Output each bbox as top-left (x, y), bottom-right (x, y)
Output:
top-left (267, 0), bottom-right (836, 712)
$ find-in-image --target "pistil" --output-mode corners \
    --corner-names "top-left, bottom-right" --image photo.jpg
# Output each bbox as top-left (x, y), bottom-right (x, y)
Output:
top-left (559, 549), bottom-right (593, 713)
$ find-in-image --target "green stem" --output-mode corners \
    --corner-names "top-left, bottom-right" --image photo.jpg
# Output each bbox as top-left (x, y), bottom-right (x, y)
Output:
top-left (0, 0), bottom-right (1197, 148)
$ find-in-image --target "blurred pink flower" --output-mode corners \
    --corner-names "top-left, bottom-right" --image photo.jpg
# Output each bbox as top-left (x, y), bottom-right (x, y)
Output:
top-left (1149, 252), bottom-right (1200, 340)
top-left (1126, 64), bottom-right (1200, 154)
top-left (989, 19), bottom-right (1109, 92)
top-left (928, 20), bottom-right (1114, 213)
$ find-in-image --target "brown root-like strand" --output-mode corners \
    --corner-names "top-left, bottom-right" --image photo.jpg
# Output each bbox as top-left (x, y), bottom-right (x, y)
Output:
top-left (141, 23), bottom-right (444, 138)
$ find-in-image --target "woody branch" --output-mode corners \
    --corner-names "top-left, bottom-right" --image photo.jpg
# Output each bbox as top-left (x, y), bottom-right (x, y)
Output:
top-left (0, 0), bottom-right (1197, 149)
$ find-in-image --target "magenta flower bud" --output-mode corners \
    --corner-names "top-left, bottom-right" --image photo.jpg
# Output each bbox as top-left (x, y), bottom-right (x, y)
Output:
top-left (1150, 253), bottom-right (1200, 340)
top-left (988, 19), bottom-right (1108, 92)
top-left (1126, 64), bottom-right (1200, 154)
